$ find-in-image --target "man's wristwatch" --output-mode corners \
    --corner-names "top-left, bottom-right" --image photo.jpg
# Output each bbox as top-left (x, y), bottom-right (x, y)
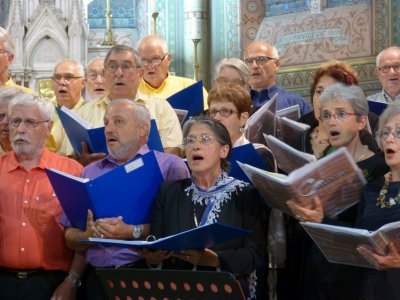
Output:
top-left (132, 225), bottom-right (141, 239)
top-left (67, 272), bottom-right (82, 288)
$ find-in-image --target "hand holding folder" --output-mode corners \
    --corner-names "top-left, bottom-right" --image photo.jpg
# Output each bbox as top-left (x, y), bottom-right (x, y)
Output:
top-left (82, 223), bottom-right (252, 252)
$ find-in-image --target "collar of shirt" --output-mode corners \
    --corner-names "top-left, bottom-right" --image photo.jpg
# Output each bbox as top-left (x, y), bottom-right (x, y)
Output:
top-left (141, 72), bottom-right (170, 94)
top-left (6, 148), bottom-right (50, 172)
top-left (250, 84), bottom-right (279, 107)
top-left (98, 144), bottom-right (150, 169)
top-left (383, 90), bottom-right (400, 103)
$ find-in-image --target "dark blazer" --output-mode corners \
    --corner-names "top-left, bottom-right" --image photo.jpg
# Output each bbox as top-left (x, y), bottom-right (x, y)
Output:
top-left (150, 178), bottom-right (267, 298)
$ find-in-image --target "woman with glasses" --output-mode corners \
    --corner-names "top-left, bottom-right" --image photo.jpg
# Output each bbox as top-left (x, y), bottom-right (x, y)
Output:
top-left (207, 82), bottom-right (277, 172)
top-left (138, 116), bottom-right (266, 299)
top-left (297, 60), bottom-right (379, 158)
top-left (283, 83), bottom-right (389, 300)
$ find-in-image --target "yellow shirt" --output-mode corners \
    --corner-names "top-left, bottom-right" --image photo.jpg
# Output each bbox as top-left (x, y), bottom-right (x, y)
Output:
top-left (47, 97), bottom-right (85, 154)
top-left (62, 91), bottom-right (183, 156)
top-left (139, 73), bottom-right (209, 109)
top-left (4, 78), bottom-right (36, 94)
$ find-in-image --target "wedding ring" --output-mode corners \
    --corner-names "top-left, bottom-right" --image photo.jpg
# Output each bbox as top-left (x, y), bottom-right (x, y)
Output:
top-left (296, 215), bottom-right (301, 220)
top-left (100, 234), bottom-right (104, 238)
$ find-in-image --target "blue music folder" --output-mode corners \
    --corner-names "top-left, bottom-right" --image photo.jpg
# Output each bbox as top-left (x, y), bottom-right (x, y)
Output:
top-left (229, 143), bottom-right (269, 183)
top-left (166, 80), bottom-right (204, 124)
top-left (368, 100), bottom-right (387, 116)
top-left (82, 223), bottom-right (252, 252)
top-left (46, 151), bottom-right (164, 230)
top-left (148, 119), bottom-right (164, 152)
top-left (56, 107), bottom-right (108, 156)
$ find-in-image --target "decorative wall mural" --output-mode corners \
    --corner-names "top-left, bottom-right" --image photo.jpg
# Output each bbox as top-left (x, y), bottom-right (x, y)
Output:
top-left (256, 3), bottom-right (371, 65)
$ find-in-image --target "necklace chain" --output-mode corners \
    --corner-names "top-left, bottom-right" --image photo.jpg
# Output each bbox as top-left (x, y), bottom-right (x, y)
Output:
top-left (376, 172), bottom-right (400, 208)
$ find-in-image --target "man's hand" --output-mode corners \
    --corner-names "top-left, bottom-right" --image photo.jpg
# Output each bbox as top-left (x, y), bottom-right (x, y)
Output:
top-left (50, 278), bottom-right (76, 300)
top-left (79, 142), bottom-right (106, 166)
top-left (286, 196), bottom-right (324, 223)
top-left (84, 210), bottom-right (102, 238)
top-left (134, 248), bottom-right (173, 266)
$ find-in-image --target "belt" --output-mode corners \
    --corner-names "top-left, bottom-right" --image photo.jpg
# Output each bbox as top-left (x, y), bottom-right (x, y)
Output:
top-left (0, 268), bottom-right (42, 280)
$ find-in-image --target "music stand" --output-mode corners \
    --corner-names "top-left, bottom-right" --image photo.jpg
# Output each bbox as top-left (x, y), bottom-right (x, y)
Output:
top-left (96, 268), bottom-right (246, 300)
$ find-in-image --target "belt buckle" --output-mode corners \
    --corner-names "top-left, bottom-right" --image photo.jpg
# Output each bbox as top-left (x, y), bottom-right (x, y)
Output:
top-left (17, 272), bottom-right (28, 280)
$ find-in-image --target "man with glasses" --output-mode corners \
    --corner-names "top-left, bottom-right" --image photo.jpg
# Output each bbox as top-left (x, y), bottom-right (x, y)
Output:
top-left (136, 35), bottom-right (208, 108)
top-left (368, 46), bottom-right (400, 103)
top-left (243, 41), bottom-right (311, 116)
top-left (0, 27), bottom-right (34, 93)
top-left (64, 44), bottom-right (183, 162)
top-left (85, 57), bottom-right (107, 101)
top-left (0, 92), bottom-right (85, 300)
top-left (49, 59), bottom-right (86, 154)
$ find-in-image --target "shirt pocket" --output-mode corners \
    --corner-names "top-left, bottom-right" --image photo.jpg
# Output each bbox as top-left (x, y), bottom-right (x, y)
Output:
top-left (31, 192), bottom-right (62, 227)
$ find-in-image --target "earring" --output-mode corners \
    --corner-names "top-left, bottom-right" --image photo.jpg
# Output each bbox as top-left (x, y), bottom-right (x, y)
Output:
top-left (240, 127), bottom-right (244, 133)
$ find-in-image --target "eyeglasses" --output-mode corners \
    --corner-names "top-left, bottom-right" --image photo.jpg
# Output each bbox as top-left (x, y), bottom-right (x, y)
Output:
top-left (320, 110), bottom-right (359, 123)
top-left (378, 128), bottom-right (400, 141)
top-left (87, 71), bottom-right (104, 81)
top-left (378, 64), bottom-right (400, 74)
top-left (0, 49), bottom-right (8, 55)
top-left (209, 108), bottom-right (238, 118)
top-left (106, 62), bottom-right (137, 74)
top-left (244, 56), bottom-right (276, 66)
top-left (10, 118), bottom-right (49, 129)
top-left (183, 134), bottom-right (215, 147)
top-left (0, 113), bottom-right (8, 122)
top-left (52, 74), bottom-right (82, 83)
top-left (141, 53), bottom-right (168, 67)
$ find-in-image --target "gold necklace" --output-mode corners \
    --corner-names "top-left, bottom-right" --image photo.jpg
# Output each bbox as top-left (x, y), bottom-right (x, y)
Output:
top-left (376, 172), bottom-right (400, 208)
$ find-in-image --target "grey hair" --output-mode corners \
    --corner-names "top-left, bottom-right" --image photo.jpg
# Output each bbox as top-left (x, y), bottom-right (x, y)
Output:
top-left (0, 87), bottom-right (24, 105)
top-left (53, 59), bottom-right (85, 77)
top-left (319, 83), bottom-right (369, 117)
top-left (213, 58), bottom-right (250, 85)
top-left (104, 44), bottom-right (142, 68)
top-left (9, 93), bottom-right (54, 121)
top-left (0, 26), bottom-right (15, 54)
top-left (107, 99), bottom-right (151, 133)
top-left (86, 57), bottom-right (105, 74)
top-left (136, 35), bottom-right (168, 53)
top-left (375, 46), bottom-right (400, 66)
top-left (375, 104), bottom-right (400, 150)
top-left (182, 116), bottom-right (232, 172)
top-left (271, 46), bottom-right (279, 60)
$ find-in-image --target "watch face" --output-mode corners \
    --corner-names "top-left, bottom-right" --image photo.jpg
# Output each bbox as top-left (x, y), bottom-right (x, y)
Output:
top-left (133, 226), bottom-right (141, 239)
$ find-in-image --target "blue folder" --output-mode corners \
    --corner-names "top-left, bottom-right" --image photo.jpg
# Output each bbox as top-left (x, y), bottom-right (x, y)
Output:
top-left (83, 222), bottom-right (252, 252)
top-left (229, 143), bottom-right (269, 183)
top-left (166, 80), bottom-right (204, 124)
top-left (46, 151), bottom-right (164, 230)
top-left (368, 100), bottom-right (387, 116)
top-left (56, 107), bottom-right (108, 156)
top-left (148, 119), bottom-right (164, 152)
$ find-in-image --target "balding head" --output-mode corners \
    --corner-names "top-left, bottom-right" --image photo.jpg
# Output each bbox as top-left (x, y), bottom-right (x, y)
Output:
top-left (243, 41), bottom-right (280, 91)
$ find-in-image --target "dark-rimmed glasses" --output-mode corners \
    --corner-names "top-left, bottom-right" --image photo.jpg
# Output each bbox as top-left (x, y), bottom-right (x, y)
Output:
top-left (142, 53), bottom-right (168, 67)
top-left (209, 108), bottom-right (238, 118)
top-left (9, 118), bottom-right (49, 129)
top-left (378, 64), bottom-right (400, 74)
top-left (244, 56), bottom-right (276, 66)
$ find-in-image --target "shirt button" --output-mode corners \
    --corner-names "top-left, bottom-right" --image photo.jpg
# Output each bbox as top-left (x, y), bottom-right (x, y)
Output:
top-left (22, 222), bottom-right (26, 226)
top-left (26, 179), bottom-right (30, 183)
top-left (20, 247), bottom-right (25, 252)
top-left (23, 200), bottom-right (28, 204)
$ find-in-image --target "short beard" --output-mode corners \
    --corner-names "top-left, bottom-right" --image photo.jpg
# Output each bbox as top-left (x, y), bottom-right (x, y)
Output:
top-left (108, 139), bottom-right (140, 163)
top-left (12, 134), bottom-right (43, 157)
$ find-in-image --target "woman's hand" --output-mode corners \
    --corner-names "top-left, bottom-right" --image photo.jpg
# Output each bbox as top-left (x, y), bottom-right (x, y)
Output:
top-left (357, 243), bottom-right (400, 270)
top-left (286, 196), bottom-right (324, 223)
top-left (175, 249), bottom-right (220, 268)
top-left (134, 248), bottom-right (172, 266)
